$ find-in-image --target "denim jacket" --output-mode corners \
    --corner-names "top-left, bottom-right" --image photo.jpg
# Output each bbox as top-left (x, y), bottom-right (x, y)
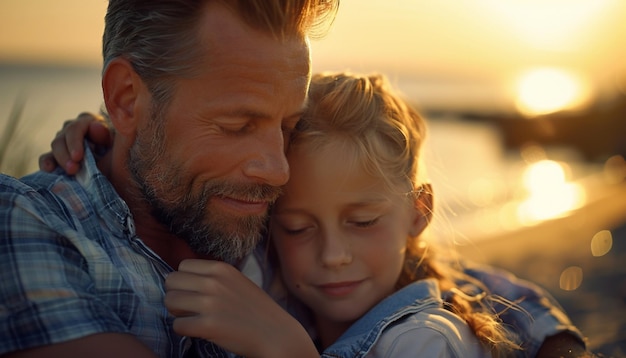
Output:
top-left (265, 251), bottom-right (584, 358)
top-left (320, 279), bottom-right (491, 358)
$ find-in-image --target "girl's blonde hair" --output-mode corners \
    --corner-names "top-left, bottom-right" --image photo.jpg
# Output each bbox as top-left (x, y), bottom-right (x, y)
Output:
top-left (295, 72), bottom-right (521, 356)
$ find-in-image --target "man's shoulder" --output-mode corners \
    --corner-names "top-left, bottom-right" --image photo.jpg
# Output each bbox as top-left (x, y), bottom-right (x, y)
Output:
top-left (0, 170), bottom-right (96, 224)
top-left (2, 169), bottom-right (60, 189)
top-left (1, 170), bottom-right (81, 203)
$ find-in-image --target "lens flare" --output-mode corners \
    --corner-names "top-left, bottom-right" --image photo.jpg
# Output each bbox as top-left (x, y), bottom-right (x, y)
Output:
top-left (591, 230), bottom-right (613, 257)
top-left (559, 266), bottom-right (583, 291)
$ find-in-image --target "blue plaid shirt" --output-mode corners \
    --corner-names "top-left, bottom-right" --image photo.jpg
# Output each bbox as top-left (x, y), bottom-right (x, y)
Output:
top-left (0, 147), bottom-right (233, 357)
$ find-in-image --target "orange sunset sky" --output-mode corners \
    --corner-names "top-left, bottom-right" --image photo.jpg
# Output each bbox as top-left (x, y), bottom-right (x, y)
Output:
top-left (1, 0), bottom-right (626, 112)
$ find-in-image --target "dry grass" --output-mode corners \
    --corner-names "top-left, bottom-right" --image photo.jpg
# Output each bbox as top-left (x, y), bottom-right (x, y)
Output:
top-left (0, 96), bottom-right (33, 177)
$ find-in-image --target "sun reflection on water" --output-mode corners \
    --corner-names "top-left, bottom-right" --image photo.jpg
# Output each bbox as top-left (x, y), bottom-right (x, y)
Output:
top-left (517, 159), bottom-right (586, 223)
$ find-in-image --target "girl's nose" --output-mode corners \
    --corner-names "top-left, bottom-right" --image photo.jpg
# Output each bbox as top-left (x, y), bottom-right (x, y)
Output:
top-left (319, 232), bottom-right (352, 268)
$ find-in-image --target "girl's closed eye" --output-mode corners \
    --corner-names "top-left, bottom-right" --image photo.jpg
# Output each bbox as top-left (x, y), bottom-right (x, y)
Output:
top-left (349, 216), bottom-right (380, 228)
top-left (274, 218), bottom-right (315, 236)
top-left (282, 226), bottom-right (309, 235)
top-left (343, 201), bottom-right (392, 229)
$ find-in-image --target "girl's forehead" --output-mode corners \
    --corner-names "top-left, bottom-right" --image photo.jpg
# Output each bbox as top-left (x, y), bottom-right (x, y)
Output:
top-left (294, 137), bottom-right (396, 176)
top-left (291, 138), bottom-right (360, 172)
top-left (290, 140), bottom-right (403, 196)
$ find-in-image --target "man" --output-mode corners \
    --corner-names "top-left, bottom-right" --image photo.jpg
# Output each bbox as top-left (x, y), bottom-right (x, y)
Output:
top-left (0, 1), bottom-right (338, 357)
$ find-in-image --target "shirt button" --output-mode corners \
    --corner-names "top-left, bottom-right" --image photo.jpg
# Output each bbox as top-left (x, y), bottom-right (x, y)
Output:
top-left (126, 218), bottom-right (136, 235)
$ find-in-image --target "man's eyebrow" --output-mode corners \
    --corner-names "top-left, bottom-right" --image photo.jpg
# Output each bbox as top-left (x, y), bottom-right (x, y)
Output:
top-left (227, 109), bottom-right (268, 120)
top-left (224, 107), bottom-right (305, 121)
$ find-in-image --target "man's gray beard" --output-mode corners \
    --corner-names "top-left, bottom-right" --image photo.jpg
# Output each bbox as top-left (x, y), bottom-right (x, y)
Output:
top-left (126, 109), bottom-right (279, 263)
top-left (150, 187), bottom-right (267, 264)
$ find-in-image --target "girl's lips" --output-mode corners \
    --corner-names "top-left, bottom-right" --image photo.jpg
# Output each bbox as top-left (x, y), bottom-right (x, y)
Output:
top-left (214, 196), bottom-right (269, 215)
top-left (317, 280), bottom-right (363, 297)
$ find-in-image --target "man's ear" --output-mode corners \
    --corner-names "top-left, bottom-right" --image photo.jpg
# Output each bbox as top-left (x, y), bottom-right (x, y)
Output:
top-left (102, 58), bottom-right (146, 137)
top-left (409, 183), bottom-right (434, 237)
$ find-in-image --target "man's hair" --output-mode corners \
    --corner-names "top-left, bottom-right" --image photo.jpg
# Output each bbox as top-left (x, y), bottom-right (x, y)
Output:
top-left (103, 0), bottom-right (339, 104)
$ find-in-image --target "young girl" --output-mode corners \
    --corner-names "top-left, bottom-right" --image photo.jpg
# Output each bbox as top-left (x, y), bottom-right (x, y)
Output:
top-left (39, 74), bottom-right (588, 357)
top-left (266, 72), bottom-right (519, 357)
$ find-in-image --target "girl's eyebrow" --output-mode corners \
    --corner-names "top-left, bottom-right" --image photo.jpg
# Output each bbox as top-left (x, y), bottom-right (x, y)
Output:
top-left (343, 198), bottom-right (392, 209)
top-left (273, 200), bottom-right (389, 214)
top-left (272, 207), bottom-right (308, 215)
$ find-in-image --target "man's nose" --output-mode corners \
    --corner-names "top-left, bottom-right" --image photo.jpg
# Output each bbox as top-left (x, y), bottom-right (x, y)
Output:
top-left (242, 127), bottom-right (290, 186)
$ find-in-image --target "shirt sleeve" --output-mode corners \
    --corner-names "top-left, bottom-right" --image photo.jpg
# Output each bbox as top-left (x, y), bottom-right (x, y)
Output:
top-left (381, 329), bottom-right (456, 358)
top-left (465, 264), bottom-right (586, 356)
top-left (367, 309), bottom-right (491, 358)
top-left (0, 179), bottom-right (130, 355)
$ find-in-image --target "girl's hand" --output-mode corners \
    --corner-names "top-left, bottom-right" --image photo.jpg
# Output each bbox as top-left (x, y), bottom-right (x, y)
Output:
top-left (165, 259), bottom-right (318, 358)
top-left (39, 112), bottom-right (112, 175)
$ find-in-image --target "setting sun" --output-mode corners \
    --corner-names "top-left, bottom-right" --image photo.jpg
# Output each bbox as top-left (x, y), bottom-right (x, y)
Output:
top-left (514, 68), bottom-right (591, 117)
